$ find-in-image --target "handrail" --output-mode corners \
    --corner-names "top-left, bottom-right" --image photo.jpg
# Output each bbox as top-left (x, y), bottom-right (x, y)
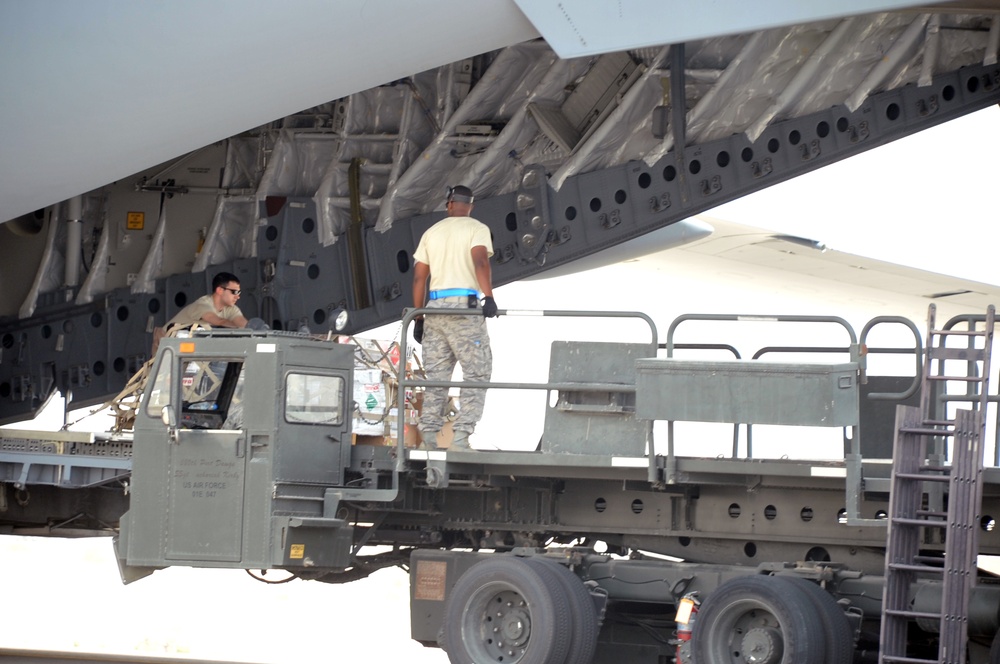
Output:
top-left (666, 342), bottom-right (741, 359)
top-left (665, 313), bottom-right (857, 357)
top-left (752, 345), bottom-right (850, 359)
top-left (393, 308), bottom-right (659, 485)
top-left (858, 315), bottom-right (922, 400)
top-left (663, 313), bottom-right (860, 464)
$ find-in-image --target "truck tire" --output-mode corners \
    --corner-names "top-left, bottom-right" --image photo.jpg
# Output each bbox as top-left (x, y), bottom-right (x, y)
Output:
top-left (991, 629), bottom-right (1000, 663)
top-left (444, 556), bottom-right (571, 664)
top-left (691, 574), bottom-right (826, 664)
top-left (525, 556), bottom-right (600, 664)
top-left (782, 576), bottom-right (853, 664)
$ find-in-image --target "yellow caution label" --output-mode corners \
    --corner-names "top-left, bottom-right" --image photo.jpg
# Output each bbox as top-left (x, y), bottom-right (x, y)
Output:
top-left (179, 342), bottom-right (195, 354)
top-left (290, 544), bottom-right (305, 559)
top-left (126, 211), bottom-right (144, 230)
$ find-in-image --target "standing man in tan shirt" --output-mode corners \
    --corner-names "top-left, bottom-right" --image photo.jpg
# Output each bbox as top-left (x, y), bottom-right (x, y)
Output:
top-left (411, 186), bottom-right (498, 450)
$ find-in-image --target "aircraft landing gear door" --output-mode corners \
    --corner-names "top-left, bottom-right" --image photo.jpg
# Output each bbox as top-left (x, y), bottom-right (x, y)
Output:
top-left (166, 360), bottom-right (246, 563)
top-left (275, 370), bottom-right (350, 486)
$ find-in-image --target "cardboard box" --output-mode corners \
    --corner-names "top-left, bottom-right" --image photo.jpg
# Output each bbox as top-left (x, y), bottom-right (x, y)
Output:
top-left (353, 434), bottom-right (388, 446)
top-left (353, 420), bottom-right (454, 449)
top-left (404, 391), bottom-right (455, 448)
top-left (387, 407), bottom-right (420, 448)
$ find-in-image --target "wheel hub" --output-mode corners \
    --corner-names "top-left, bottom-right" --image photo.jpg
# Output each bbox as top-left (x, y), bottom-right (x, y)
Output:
top-left (499, 607), bottom-right (531, 646)
top-left (479, 590), bottom-right (532, 661)
top-left (741, 626), bottom-right (784, 664)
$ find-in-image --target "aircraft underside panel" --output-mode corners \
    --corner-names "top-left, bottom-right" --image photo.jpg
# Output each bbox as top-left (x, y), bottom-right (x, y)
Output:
top-left (1, 60), bottom-right (1000, 424)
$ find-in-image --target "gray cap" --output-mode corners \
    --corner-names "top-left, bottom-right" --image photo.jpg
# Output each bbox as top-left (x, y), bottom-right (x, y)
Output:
top-left (447, 185), bottom-right (474, 204)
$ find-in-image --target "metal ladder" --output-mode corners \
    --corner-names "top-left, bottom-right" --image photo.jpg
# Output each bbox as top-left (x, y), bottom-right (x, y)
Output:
top-left (880, 304), bottom-right (995, 664)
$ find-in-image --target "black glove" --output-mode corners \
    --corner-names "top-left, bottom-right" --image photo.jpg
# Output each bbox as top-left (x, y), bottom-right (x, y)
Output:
top-left (413, 318), bottom-right (424, 344)
top-left (482, 296), bottom-right (498, 318)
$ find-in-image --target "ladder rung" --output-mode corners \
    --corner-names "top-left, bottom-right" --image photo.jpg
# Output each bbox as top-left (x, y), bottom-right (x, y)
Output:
top-left (928, 346), bottom-right (987, 360)
top-left (933, 328), bottom-right (988, 337)
top-left (888, 562), bottom-right (945, 574)
top-left (898, 427), bottom-right (954, 436)
top-left (894, 472), bottom-right (949, 482)
top-left (882, 657), bottom-right (942, 664)
top-left (916, 510), bottom-right (948, 519)
top-left (926, 374), bottom-right (986, 383)
top-left (884, 608), bottom-right (942, 620)
top-left (913, 555), bottom-right (945, 565)
top-left (892, 517), bottom-right (947, 527)
top-left (922, 418), bottom-right (953, 426)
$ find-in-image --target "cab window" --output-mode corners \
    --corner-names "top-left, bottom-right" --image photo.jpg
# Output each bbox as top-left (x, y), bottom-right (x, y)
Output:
top-left (285, 373), bottom-right (344, 425)
top-left (179, 359), bottom-right (243, 429)
top-left (182, 359), bottom-right (238, 411)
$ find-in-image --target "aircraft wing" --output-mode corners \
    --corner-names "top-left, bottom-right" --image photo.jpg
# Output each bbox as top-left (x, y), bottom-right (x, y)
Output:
top-left (670, 216), bottom-right (1000, 317)
top-left (511, 214), bottom-right (1000, 327)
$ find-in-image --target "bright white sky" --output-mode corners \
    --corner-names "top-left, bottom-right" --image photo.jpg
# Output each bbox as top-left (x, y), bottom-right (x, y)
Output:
top-left (2, 107), bottom-right (999, 662)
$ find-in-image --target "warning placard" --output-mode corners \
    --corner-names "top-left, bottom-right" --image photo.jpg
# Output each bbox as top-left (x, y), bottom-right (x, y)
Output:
top-left (126, 211), bottom-right (144, 230)
top-left (413, 560), bottom-right (447, 601)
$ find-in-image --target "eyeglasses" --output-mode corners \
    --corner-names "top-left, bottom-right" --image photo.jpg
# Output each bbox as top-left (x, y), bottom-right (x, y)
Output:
top-left (223, 287), bottom-right (241, 296)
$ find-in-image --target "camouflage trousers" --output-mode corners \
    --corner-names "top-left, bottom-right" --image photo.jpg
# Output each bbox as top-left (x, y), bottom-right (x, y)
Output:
top-left (419, 297), bottom-right (492, 435)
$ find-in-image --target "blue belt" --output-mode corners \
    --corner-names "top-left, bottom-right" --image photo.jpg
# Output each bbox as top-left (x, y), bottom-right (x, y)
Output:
top-left (429, 288), bottom-right (478, 300)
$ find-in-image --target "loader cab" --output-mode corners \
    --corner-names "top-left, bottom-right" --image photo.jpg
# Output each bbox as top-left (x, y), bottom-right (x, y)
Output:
top-left (118, 330), bottom-right (356, 577)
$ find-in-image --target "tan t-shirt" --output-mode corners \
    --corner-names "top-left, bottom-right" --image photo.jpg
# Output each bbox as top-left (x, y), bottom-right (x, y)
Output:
top-left (413, 216), bottom-right (493, 292)
top-left (167, 294), bottom-right (244, 328)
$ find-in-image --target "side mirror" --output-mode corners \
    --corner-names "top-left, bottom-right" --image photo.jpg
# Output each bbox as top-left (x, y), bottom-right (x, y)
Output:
top-left (161, 404), bottom-right (177, 428)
